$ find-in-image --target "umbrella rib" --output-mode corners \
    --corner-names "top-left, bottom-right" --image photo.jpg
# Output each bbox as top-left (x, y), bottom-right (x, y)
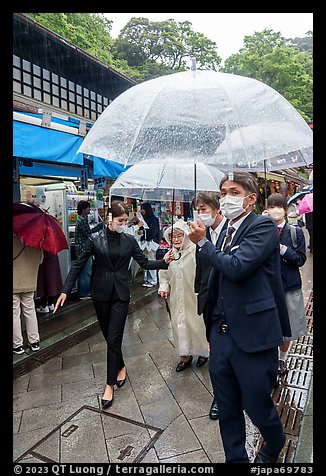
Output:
top-left (213, 82), bottom-right (252, 168)
top-left (125, 86), bottom-right (164, 166)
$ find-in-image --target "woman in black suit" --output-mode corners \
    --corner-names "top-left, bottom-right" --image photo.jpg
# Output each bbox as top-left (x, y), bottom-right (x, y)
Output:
top-left (55, 201), bottom-right (173, 409)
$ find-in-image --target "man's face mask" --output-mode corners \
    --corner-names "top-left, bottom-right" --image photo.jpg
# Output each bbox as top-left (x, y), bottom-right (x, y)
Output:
top-left (198, 213), bottom-right (215, 227)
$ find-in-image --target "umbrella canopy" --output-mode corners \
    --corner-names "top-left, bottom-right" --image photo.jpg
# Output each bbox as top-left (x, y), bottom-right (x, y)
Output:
top-left (78, 70), bottom-right (313, 171)
top-left (13, 202), bottom-right (68, 255)
top-left (109, 159), bottom-right (225, 202)
top-left (287, 190), bottom-right (311, 205)
top-left (298, 193), bottom-right (313, 214)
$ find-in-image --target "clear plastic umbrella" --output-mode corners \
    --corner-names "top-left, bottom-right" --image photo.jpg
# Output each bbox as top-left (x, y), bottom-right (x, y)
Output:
top-left (79, 69), bottom-right (313, 172)
top-left (109, 159), bottom-right (225, 254)
top-left (109, 159), bottom-right (225, 202)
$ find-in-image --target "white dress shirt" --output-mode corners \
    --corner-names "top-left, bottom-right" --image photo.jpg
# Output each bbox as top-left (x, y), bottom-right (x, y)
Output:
top-left (209, 216), bottom-right (227, 246)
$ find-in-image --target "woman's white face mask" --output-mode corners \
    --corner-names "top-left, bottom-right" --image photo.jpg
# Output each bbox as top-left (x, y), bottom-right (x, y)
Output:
top-left (112, 219), bottom-right (128, 233)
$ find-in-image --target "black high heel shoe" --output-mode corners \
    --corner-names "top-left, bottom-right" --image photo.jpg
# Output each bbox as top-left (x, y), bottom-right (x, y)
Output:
top-left (116, 368), bottom-right (127, 388)
top-left (116, 378), bottom-right (126, 388)
top-left (101, 387), bottom-right (114, 409)
top-left (101, 397), bottom-right (114, 409)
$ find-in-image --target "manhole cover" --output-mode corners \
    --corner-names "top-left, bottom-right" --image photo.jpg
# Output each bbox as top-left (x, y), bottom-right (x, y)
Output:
top-left (14, 405), bottom-right (162, 464)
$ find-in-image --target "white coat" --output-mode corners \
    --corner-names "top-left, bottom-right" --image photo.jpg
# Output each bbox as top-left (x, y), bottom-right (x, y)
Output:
top-left (158, 219), bottom-right (208, 358)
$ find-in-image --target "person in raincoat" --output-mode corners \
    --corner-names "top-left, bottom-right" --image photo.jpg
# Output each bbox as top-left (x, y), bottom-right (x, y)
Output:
top-left (158, 219), bottom-right (209, 372)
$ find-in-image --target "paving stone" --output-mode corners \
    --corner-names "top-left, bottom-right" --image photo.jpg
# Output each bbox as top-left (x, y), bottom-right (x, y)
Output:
top-left (141, 447), bottom-right (159, 463)
top-left (61, 377), bottom-right (105, 402)
top-left (160, 449), bottom-right (211, 463)
top-left (189, 416), bottom-right (225, 463)
top-left (27, 357), bottom-right (63, 376)
top-left (28, 364), bottom-right (95, 390)
top-left (62, 348), bottom-right (107, 370)
top-left (140, 398), bottom-right (182, 429)
top-left (105, 384), bottom-right (145, 424)
top-left (60, 412), bottom-right (108, 463)
top-left (13, 374), bottom-right (30, 394)
top-left (60, 340), bottom-right (90, 356)
top-left (13, 425), bottom-right (57, 461)
top-left (154, 414), bottom-right (201, 460)
top-left (19, 396), bottom-right (98, 433)
top-left (13, 386), bottom-right (62, 413)
top-left (162, 371), bottom-right (213, 419)
top-left (13, 411), bottom-right (22, 434)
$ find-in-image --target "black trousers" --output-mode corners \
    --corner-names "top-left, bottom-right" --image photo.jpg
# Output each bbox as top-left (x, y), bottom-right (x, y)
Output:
top-left (209, 324), bottom-right (284, 463)
top-left (92, 289), bottom-right (129, 386)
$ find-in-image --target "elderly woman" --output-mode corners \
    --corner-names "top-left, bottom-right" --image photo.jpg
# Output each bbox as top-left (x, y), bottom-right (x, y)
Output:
top-left (158, 219), bottom-right (209, 372)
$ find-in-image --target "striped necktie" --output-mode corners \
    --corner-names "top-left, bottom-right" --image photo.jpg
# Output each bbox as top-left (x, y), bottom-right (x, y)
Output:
top-left (223, 226), bottom-right (235, 253)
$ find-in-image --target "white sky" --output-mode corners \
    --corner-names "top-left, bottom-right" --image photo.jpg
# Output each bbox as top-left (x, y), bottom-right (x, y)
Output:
top-left (104, 13), bottom-right (313, 63)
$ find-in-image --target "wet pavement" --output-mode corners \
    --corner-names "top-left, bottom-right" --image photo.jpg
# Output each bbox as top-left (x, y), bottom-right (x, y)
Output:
top-left (13, 239), bottom-right (313, 464)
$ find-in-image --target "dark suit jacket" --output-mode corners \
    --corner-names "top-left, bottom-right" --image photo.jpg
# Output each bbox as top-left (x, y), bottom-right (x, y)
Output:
top-left (62, 228), bottom-right (168, 302)
top-left (195, 219), bottom-right (228, 315)
top-left (280, 222), bottom-right (306, 292)
top-left (198, 211), bottom-right (291, 352)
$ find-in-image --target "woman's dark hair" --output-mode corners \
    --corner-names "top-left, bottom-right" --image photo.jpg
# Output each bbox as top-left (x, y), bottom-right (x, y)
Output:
top-left (141, 202), bottom-right (154, 218)
top-left (267, 193), bottom-right (288, 210)
top-left (77, 200), bottom-right (90, 215)
top-left (193, 192), bottom-right (220, 211)
top-left (220, 171), bottom-right (258, 196)
top-left (111, 200), bottom-right (129, 218)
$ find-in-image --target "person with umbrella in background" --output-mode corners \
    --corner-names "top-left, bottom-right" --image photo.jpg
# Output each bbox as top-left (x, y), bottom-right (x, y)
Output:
top-left (194, 192), bottom-right (228, 421)
top-left (33, 188), bottom-right (64, 314)
top-left (13, 197), bottom-right (68, 353)
top-left (54, 201), bottom-right (174, 410)
top-left (262, 193), bottom-right (307, 377)
top-left (13, 235), bottom-right (43, 353)
top-left (158, 219), bottom-right (209, 373)
top-left (189, 171), bottom-right (291, 463)
top-left (298, 192), bottom-right (313, 254)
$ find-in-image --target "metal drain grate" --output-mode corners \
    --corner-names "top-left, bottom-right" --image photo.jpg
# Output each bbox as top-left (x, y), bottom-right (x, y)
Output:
top-left (14, 405), bottom-right (163, 464)
top-left (256, 290), bottom-right (313, 463)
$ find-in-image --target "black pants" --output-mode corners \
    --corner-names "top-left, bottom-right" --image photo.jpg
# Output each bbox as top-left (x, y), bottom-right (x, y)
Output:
top-left (92, 290), bottom-right (129, 386)
top-left (209, 324), bottom-right (284, 463)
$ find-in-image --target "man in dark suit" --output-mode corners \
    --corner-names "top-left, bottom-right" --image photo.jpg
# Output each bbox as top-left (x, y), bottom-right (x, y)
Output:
top-left (194, 192), bottom-right (228, 420)
top-left (189, 172), bottom-right (291, 464)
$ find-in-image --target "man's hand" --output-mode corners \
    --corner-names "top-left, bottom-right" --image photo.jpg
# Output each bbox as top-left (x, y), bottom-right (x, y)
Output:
top-left (188, 219), bottom-right (206, 244)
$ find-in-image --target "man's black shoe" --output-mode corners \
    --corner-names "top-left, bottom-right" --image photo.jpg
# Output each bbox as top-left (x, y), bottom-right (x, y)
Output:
top-left (254, 447), bottom-right (280, 463)
top-left (209, 399), bottom-right (219, 420)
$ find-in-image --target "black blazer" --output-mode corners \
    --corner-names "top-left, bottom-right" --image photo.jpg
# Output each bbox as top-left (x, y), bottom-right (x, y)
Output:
top-left (195, 219), bottom-right (228, 315)
top-left (280, 222), bottom-right (306, 292)
top-left (198, 212), bottom-right (291, 351)
top-left (62, 228), bottom-right (168, 302)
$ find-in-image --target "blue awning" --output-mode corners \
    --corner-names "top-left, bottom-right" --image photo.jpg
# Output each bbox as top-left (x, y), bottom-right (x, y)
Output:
top-left (19, 161), bottom-right (81, 178)
top-left (92, 155), bottom-right (131, 178)
top-left (14, 115), bottom-right (130, 179)
top-left (13, 120), bottom-right (84, 165)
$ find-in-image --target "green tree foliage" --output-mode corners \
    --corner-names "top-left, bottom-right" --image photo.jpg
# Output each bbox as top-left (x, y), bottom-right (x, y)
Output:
top-left (112, 17), bottom-right (222, 80)
top-left (222, 29), bottom-right (313, 122)
top-left (27, 13), bottom-right (115, 66)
